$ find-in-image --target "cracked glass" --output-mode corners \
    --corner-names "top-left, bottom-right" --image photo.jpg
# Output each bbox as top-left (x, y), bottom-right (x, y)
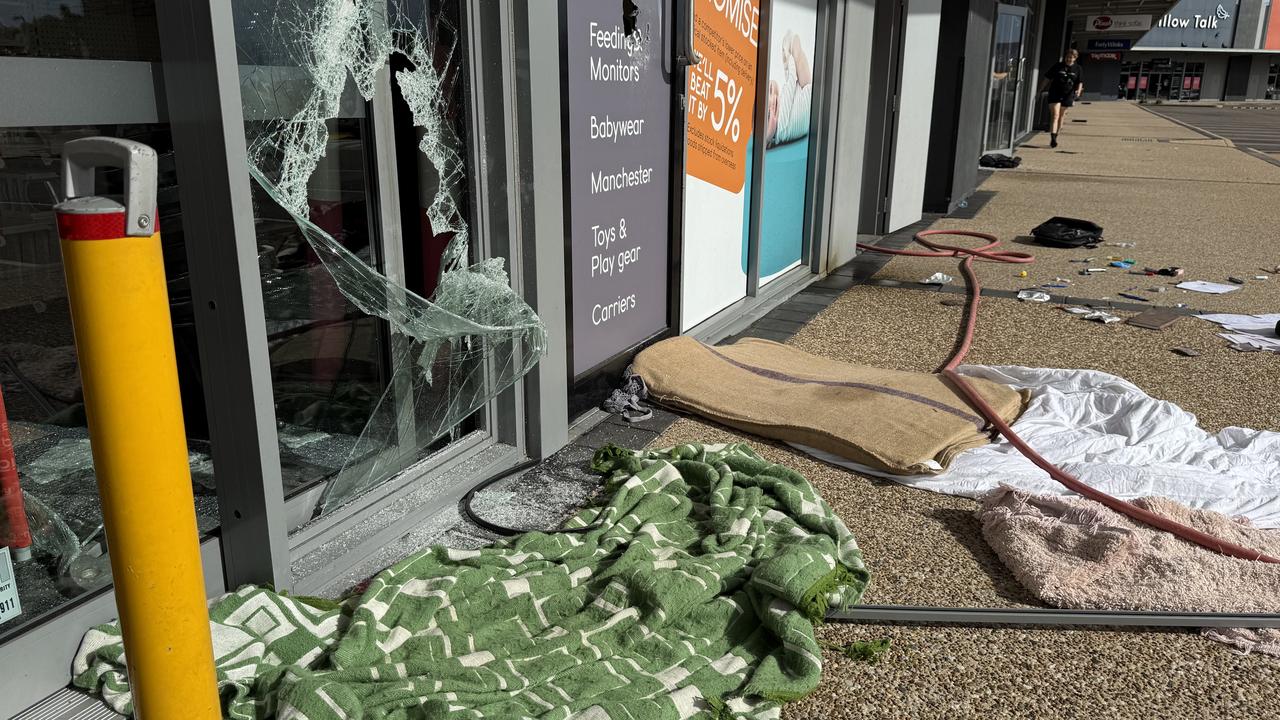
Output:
top-left (230, 0), bottom-right (546, 521)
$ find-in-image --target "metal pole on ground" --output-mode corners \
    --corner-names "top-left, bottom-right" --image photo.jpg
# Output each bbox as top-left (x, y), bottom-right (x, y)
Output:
top-left (54, 137), bottom-right (220, 719)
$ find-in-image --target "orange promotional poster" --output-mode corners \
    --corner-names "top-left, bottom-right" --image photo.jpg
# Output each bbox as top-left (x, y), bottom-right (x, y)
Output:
top-left (686, 0), bottom-right (760, 193)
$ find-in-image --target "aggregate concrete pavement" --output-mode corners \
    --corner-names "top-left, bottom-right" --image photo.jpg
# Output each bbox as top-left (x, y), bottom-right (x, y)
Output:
top-left (649, 100), bottom-right (1280, 719)
top-left (650, 286), bottom-right (1280, 720)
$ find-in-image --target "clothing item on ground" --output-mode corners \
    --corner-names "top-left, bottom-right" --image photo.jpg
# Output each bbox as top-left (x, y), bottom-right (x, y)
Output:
top-left (978, 485), bottom-right (1280, 656)
top-left (979, 154), bottom-right (1022, 169)
top-left (73, 443), bottom-right (869, 720)
top-left (632, 337), bottom-right (1026, 476)
top-left (1198, 313), bottom-right (1280, 353)
top-left (799, 365), bottom-right (1280, 528)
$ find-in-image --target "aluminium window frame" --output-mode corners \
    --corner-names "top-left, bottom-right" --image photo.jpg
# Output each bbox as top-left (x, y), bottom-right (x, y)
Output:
top-left (152, 0), bottom-right (534, 582)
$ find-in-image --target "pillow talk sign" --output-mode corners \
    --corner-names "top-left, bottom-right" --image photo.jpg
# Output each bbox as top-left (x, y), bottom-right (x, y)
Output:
top-left (565, 0), bottom-right (674, 377)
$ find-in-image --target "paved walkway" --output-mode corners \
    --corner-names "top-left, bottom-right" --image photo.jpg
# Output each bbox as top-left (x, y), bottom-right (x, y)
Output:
top-left (655, 101), bottom-right (1280, 719)
top-left (874, 101), bottom-right (1280, 316)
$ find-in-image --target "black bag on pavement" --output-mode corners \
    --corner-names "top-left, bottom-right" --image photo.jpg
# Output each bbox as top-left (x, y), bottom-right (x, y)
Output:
top-left (1030, 217), bottom-right (1104, 248)
top-left (979, 154), bottom-right (1022, 169)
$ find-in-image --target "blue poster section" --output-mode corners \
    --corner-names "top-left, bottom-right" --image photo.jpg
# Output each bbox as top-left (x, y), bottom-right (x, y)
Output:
top-left (740, 135), bottom-right (810, 277)
top-left (740, 0), bottom-right (817, 282)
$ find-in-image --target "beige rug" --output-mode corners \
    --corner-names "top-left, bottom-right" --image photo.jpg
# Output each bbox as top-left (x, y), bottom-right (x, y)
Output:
top-left (979, 486), bottom-right (1280, 657)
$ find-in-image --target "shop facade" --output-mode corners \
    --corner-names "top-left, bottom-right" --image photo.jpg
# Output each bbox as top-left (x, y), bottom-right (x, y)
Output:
top-left (0, 0), bottom-right (886, 714)
top-left (1072, 0), bottom-right (1280, 102)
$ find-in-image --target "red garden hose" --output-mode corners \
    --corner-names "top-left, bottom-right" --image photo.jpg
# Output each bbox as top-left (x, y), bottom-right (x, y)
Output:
top-left (856, 230), bottom-right (1280, 564)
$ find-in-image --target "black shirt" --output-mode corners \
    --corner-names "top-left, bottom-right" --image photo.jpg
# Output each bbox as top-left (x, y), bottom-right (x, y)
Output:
top-left (1045, 62), bottom-right (1082, 96)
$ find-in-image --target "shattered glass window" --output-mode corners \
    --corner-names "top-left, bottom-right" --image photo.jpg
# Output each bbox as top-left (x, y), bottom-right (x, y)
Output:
top-left (230, 0), bottom-right (547, 520)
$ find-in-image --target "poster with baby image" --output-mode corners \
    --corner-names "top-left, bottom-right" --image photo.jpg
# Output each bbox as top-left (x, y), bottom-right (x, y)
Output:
top-left (753, 0), bottom-right (818, 286)
top-left (680, 0), bottom-right (760, 330)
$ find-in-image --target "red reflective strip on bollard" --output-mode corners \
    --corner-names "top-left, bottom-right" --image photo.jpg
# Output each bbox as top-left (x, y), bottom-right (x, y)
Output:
top-left (56, 210), bottom-right (127, 241)
top-left (56, 210), bottom-right (159, 241)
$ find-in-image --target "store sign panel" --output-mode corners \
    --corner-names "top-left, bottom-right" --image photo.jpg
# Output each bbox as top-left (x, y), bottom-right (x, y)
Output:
top-left (1088, 38), bottom-right (1132, 50)
top-left (1087, 14), bottom-right (1153, 32)
top-left (1138, 0), bottom-right (1239, 48)
top-left (1089, 52), bottom-right (1122, 61)
top-left (564, 0), bottom-right (673, 376)
top-left (0, 547), bottom-right (20, 625)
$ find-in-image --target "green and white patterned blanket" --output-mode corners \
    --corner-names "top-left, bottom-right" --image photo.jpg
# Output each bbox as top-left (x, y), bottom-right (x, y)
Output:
top-left (74, 444), bottom-right (869, 719)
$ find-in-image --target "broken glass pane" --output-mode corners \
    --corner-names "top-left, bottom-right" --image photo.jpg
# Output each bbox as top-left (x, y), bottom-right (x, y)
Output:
top-left (232, 0), bottom-right (547, 519)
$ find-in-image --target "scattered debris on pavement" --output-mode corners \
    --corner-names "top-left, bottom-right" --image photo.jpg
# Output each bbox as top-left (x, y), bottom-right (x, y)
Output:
top-left (1017, 290), bottom-right (1051, 302)
top-left (1065, 307), bottom-right (1121, 324)
top-left (1171, 347), bottom-right (1201, 357)
top-left (921, 272), bottom-right (953, 285)
top-left (1197, 313), bottom-right (1280, 353)
top-left (979, 153), bottom-right (1022, 168)
top-left (1176, 280), bottom-right (1240, 294)
top-left (1031, 217), bottom-right (1103, 248)
top-left (1126, 307), bottom-right (1181, 330)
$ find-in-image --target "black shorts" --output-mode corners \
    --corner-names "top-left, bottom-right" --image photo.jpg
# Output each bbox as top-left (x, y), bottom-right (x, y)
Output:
top-left (1047, 93), bottom-right (1075, 108)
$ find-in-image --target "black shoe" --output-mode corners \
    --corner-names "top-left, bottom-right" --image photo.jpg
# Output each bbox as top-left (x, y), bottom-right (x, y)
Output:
top-left (1050, 134), bottom-right (1059, 148)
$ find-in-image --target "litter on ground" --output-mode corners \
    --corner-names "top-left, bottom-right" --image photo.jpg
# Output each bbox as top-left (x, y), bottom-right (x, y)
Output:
top-left (920, 272), bottom-right (953, 285)
top-left (1065, 307), bottom-right (1121, 323)
top-left (1176, 280), bottom-right (1240, 294)
top-left (1126, 307), bottom-right (1180, 330)
top-left (1016, 290), bottom-right (1051, 302)
top-left (1197, 313), bottom-right (1280, 353)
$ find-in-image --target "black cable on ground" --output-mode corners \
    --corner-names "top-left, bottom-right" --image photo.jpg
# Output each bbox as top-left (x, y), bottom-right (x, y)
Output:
top-left (459, 458), bottom-right (597, 536)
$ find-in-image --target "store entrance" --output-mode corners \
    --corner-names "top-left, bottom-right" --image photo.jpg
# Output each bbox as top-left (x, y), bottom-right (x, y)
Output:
top-left (984, 4), bottom-right (1029, 154)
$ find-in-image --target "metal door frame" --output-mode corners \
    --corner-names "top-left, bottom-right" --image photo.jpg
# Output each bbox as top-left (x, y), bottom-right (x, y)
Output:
top-left (858, 0), bottom-right (908, 235)
top-left (982, 2), bottom-right (1030, 155)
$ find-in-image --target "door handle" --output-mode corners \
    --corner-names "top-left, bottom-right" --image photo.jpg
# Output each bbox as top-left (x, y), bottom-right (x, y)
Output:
top-left (680, 0), bottom-right (703, 67)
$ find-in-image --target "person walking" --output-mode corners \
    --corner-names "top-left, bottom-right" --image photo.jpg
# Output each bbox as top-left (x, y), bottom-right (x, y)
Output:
top-left (1040, 49), bottom-right (1083, 149)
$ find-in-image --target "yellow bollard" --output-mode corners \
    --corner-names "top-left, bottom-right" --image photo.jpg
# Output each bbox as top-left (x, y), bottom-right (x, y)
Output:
top-left (55, 138), bottom-right (220, 719)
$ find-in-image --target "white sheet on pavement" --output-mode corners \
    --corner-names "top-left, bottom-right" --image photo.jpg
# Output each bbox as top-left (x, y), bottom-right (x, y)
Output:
top-left (1198, 313), bottom-right (1280, 353)
top-left (796, 365), bottom-right (1280, 528)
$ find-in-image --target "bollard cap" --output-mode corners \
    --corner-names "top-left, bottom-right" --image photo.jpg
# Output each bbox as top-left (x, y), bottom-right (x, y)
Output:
top-left (54, 137), bottom-right (158, 239)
